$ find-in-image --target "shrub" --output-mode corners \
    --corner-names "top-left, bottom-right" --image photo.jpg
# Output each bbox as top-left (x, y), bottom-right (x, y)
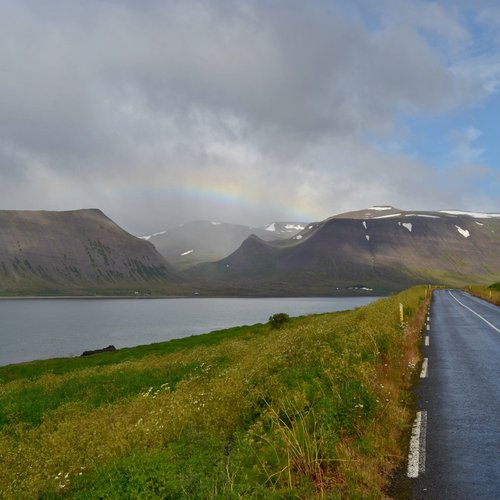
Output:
top-left (269, 313), bottom-right (290, 329)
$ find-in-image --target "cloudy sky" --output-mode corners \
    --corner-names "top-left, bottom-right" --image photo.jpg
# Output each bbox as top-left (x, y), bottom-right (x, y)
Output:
top-left (1, 0), bottom-right (499, 234)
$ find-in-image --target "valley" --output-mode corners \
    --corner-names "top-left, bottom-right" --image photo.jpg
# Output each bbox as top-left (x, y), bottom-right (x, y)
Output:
top-left (138, 220), bottom-right (305, 269)
top-left (0, 206), bottom-right (499, 297)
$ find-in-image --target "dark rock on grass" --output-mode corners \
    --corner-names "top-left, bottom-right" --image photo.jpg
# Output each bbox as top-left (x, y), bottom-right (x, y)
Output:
top-left (81, 345), bottom-right (117, 357)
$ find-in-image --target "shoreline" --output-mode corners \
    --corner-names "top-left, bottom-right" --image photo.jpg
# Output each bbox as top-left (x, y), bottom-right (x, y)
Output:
top-left (0, 295), bottom-right (190, 300)
top-left (0, 296), bottom-right (382, 367)
top-left (0, 292), bottom-right (383, 300)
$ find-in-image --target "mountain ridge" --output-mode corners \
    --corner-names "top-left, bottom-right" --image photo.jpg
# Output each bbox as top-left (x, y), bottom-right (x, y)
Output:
top-left (138, 220), bottom-right (306, 269)
top-left (188, 208), bottom-right (500, 295)
top-left (1, 206), bottom-right (498, 296)
top-left (0, 208), bottom-right (182, 295)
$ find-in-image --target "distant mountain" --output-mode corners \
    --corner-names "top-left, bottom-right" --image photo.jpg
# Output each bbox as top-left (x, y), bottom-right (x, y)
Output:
top-left (139, 220), bottom-right (307, 269)
top-left (189, 208), bottom-right (500, 295)
top-left (0, 209), bottom-right (182, 295)
top-left (261, 221), bottom-right (308, 237)
top-left (3, 207), bottom-right (499, 297)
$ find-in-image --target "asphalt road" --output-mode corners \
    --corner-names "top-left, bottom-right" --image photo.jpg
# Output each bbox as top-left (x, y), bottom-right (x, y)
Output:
top-left (411, 290), bottom-right (500, 499)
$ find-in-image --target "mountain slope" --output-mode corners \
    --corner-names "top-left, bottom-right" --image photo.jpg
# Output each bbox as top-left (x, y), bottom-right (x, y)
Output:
top-left (190, 209), bottom-right (500, 295)
top-left (140, 220), bottom-right (306, 269)
top-left (0, 209), bottom-right (181, 294)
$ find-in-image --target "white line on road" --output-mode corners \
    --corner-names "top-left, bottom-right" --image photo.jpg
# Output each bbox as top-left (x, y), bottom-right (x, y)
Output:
top-left (426, 324), bottom-right (430, 331)
top-left (448, 291), bottom-right (500, 334)
top-left (407, 410), bottom-right (427, 478)
top-left (425, 336), bottom-right (429, 346)
top-left (420, 358), bottom-right (428, 378)
top-left (419, 411), bottom-right (427, 473)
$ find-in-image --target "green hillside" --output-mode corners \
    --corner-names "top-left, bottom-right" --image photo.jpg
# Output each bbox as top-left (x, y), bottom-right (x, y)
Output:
top-left (0, 287), bottom-right (429, 498)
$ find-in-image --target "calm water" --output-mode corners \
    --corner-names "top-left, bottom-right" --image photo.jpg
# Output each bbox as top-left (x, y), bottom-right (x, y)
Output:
top-left (0, 296), bottom-right (379, 366)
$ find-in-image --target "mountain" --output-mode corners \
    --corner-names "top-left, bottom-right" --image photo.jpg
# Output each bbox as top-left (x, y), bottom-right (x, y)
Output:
top-left (3, 207), bottom-right (499, 297)
top-left (0, 209), bottom-right (182, 295)
top-left (189, 208), bottom-right (500, 295)
top-left (261, 221), bottom-right (308, 237)
top-left (139, 220), bottom-right (306, 269)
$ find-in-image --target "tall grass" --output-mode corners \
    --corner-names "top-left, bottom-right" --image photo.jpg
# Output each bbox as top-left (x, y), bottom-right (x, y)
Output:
top-left (466, 284), bottom-right (500, 306)
top-left (0, 287), bottom-right (429, 498)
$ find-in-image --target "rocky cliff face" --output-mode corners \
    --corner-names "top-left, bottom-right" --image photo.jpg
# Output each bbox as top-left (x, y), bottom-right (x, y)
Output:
top-left (0, 209), bottom-right (181, 294)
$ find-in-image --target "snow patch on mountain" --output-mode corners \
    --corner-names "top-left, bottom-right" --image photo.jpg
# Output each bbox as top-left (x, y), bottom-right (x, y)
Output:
top-left (405, 214), bottom-right (440, 218)
top-left (440, 210), bottom-right (500, 219)
top-left (402, 223), bottom-right (412, 232)
top-left (138, 230), bottom-right (167, 241)
top-left (180, 249), bottom-right (194, 256)
top-left (373, 213), bottom-right (401, 219)
top-left (285, 224), bottom-right (305, 231)
top-left (265, 223), bottom-right (276, 232)
top-left (455, 226), bottom-right (470, 238)
top-left (370, 206), bottom-right (393, 211)
top-left (362, 221), bottom-right (367, 229)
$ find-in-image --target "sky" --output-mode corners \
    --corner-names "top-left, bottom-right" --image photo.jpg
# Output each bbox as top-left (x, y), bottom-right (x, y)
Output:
top-left (0, 0), bottom-right (499, 235)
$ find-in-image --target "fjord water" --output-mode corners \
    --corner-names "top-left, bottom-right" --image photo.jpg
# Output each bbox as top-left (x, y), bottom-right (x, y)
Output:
top-left (0, 296), bottom-right (379, 366)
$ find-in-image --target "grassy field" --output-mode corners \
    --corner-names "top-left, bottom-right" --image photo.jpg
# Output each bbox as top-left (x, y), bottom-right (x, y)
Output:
top-left (466, 282), bottom-right (500, 306)
top-left (0, 287), bottom-right (429, 498)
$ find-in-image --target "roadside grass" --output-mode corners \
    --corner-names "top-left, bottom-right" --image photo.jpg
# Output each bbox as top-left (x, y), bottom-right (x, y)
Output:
top-left (0, 287), bottom-right (429, 498)
top-left (466, 284), bottom-right (500, 306)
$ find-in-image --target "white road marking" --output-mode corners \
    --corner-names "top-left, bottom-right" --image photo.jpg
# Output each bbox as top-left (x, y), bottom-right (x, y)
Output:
top-left (420, 358), bottom-right (428, 378)
top-left (407, 410), bottom-right (427, 478)
top-left (425, 336), bottom-right (429, 346)
top-left (448, 291), bottom-right (500, 334)
top-left (426, 324), bottom-right (430, 331)
top-left (420, 411), bottom-right (427, 473)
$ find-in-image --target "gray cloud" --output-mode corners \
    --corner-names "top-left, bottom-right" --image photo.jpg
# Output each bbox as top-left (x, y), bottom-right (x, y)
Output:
top-left (0, 0), bottom-right (498, 234)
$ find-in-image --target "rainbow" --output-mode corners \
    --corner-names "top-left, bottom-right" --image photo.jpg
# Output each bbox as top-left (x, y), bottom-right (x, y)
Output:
top-left (114, 175), bottom-right (327, 221)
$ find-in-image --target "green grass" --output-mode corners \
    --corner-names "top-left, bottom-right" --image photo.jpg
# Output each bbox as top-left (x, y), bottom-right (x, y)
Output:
top-left (0, 322), bottom-right (271, 383)
top-left (0, 288), bottom-right (429, 498)
top-left (0, 363), bottom-right (202, 429)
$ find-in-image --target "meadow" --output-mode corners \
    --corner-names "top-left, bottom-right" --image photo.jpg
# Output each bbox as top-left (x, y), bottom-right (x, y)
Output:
top-left (0, 287), bottom-right (429, 498)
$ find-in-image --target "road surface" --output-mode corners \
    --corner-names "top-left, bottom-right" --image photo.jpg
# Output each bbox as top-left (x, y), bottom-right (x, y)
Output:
top-left (410, 289), bottom-right (500, 499)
